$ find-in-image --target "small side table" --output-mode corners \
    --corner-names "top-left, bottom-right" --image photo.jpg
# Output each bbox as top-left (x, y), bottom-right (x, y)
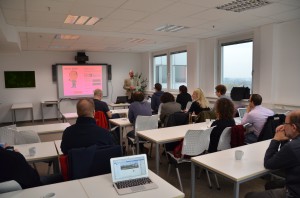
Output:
top-left (11, 103), bottom-right (34, 124)
top-left (41, 101), bottom-right (60, 123)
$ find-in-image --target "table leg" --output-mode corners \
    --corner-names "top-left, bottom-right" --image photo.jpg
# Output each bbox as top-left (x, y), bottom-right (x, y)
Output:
top-left (53, 158), bottom-right (60, 174)
top-left (41, 103), bottom-right (44, 123)
top-left (13, 109), bottom-right (16, 124)
top-left (191, 163), bottom-right (196, 198)
top-left (136, 136), bottom-right (140, 154)
top-left (31, 108), bottom-right (34, 123)
top-left (11, 109), bottom-right (15, 124)
top-left (233, 182), bottom-right (240, 198)
top-left (120, 126), bottom-right (124, 146)
top-left (156, 143), bottom-right (160, 175)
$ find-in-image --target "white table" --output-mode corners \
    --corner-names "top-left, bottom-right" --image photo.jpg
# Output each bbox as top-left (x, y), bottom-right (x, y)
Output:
top-left (191, 140), bottom-right (271, 198)
top-left (0, 180), bottom-right (88, 198)
top-left (62, 109), bottom-right (128, 122)
top-left (108, 103), bottom-right (130, 109)
top-left (14, 141), bottom-right (60, 173)
top-left (54, 140), bottom-right (63, 155)
top-left (79, 170), bottom-right (184, 198)
top-left (41, 101), bottom-right (60, 123)
top-left (17, 123), bottom-right (70, 141)
top-left (136, 122), bottom-right (210, 174)
top-left (11, 103), bottom-right (34, 124)
top-left (109, 118), bottom-right (132, 145)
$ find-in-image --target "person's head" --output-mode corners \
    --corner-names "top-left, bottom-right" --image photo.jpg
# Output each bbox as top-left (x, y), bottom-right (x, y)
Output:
top-left (179, 85), bottom-right (188, 94)
top-left (77, 99), bottom-right (95, 118)
top-left (129, 70), bottom-right (134, 78)
top-left (192, 88), bottom-right (209, 108)
top-left (132, 91), bottom-right (144, 102)
top-left (69, 70), bottom-right (78, 80)
top-left (250, 94), bottom-right (262, 107)
top-left (154, 83), bottom-right (162, 91)
top-left (284, 110), bottom-right (300, 139)
top-left (215, 98), bottom-right (235, 120)
top-left (160, 92), bottom-right (175, 103)
top-left (93, 89), bottom-right (103, 100)
top-left (215, 84), bottom-right (227, 97)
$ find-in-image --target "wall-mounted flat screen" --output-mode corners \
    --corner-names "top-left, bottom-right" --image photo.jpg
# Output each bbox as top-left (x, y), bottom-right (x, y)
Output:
top-left (56, 64), bottom-right (108, 99)
top-left (4, 71), bottom-right (36, 88)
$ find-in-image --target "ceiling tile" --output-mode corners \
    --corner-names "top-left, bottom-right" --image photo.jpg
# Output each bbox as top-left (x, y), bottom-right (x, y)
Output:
top-left (245, 2), bottom-right (297, 17)
top-left (0, 0), bottom-right (25, 10)
top-left (121, 0), bottom-right (175, 12)
top-left (107, 9), bottom-right (149, 21)
top-left (69, 3), bottom-right (115, 18)
top-left (2, 8), bottom-right (25, 20)
top-left (156, 2), bottom-right (207, 18)
top-left (26, 0), bottom-right (73, 13)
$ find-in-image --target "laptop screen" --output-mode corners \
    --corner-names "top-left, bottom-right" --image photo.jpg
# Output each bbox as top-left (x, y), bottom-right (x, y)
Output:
top-left (116, 96), bottom-right (128, 104)
top-left (111, 154), bottom-right (149, 182)
top-left (238, 108), bottom-right (247, 119)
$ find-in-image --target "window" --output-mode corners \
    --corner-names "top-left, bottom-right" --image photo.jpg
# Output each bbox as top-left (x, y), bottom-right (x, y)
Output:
top-left (220, 40), bottom-right (253, 93)
top-left (152, 50), bottom-right (187, 90)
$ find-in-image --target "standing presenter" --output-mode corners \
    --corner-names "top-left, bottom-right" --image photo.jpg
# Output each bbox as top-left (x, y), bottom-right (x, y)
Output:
top-left (123, 70), bottom-right (140, 103)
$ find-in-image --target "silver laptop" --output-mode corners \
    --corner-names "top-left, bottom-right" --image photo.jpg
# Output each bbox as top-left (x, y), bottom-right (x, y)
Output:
top-left (238, 108), bottom-right (247, 119)
top-left (115, 96), bottom-right (128, 104)
top-left (110, 154), bottom-right (158, 195)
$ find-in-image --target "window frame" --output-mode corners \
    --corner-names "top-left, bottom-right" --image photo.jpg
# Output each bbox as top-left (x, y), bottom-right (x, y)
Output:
top-left (152, 47), bottom-right (187, 91)
top-left (217, 33), bottom-right (254, 94)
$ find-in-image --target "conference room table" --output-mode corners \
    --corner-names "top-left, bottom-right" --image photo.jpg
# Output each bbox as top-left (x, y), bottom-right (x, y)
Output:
top-left (108, 103), bottom-right (130, 109)
top-left (136, 122), bottom-right (211, 174)
top-left (0, 170), bottom-right (184, 198)
top-left (62, 109), bottom-right (128, 122)
top-left (191, 140), bottom-right (271, 198)
top-left (109, 118), bottom-right (132, 145)
top-left (14, 141), bottom-right (60, 174)
top-left (11, 103), bottom-right (34, 124)
top-left (16, 123), bottom-right (70, 141)
top-left (0, 180), bottom-right (88, 198)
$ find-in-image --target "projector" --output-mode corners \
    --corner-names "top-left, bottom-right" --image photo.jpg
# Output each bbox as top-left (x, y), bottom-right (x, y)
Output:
top-left (75, 52), bottom-right (89, 64)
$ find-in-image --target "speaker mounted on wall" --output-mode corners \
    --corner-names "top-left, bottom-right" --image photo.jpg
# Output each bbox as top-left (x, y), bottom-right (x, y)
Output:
top-left (107, 65), bottom-right (112, 80)
top-left (75, 52), bottom-right (89, 64)
top-left (52, 64), bottom-right (57, 82)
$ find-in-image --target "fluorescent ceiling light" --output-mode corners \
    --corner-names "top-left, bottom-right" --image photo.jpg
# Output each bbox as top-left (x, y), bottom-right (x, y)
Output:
top-left (64, 15), bottom-right (100, 25)
top-left (216, 0), bottom-right (270, 12)
top-left (86, 17), bottom-right (100, 25)
top-left (64, 15), bottom-right (78, 24)
top-left (55, 34), bottom-right (80, 40)
top-left (155, 24), bottom-right (189, 32)
top-left (75, 16), bottom-right (90, 25)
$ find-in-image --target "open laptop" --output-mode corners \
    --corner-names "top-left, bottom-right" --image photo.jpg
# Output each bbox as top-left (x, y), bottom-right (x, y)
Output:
top-left (237, 108), bottom-right (247, 119)
top-left (115, 96), bottom-right (128, 104)
top-left (110, 154), bottom-right (158, 195)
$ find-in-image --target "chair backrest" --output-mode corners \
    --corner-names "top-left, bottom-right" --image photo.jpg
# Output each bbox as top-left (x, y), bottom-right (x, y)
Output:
top-left (217, 127), bottom-right (232, 151)
top-left (15, 130), bottom-right (41, 145)
top-left (157, 103), bottom-right (162, 117)
top-left (94, 111), bottom-right (109, 129)
top-left (68, 145), bottom-right (122, 180)
top-left (258, 114), bottom-right (286, 142)
top-left (182, 128), bottom-right (214, 156)
top-left (230, 125), bottom-right (245, 148)
top-left (0, 180), bottom-right (22, 194)
top-left (0, 125), bottom-right (17, 145)
top-left (165, 112), bottom-right (189, 127)
top-left (195, 110), bottom-right (216, 123)
top-left (135, 115), bottom-right (159, 132)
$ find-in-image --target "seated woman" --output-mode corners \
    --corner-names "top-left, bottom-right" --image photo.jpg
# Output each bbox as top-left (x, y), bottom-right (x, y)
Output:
top-left (208, 98), bottom-right (236, 153)
top-left (176, 85), bottom-right (192, 110)
top-left (188, 88), bottom-right (210, 115)
top-left (160, 92), bottom-right (181, 127)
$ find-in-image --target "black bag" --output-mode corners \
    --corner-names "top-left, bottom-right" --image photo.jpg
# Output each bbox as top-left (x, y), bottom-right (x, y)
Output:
top-left (230, 87), bottom-right (250, 101)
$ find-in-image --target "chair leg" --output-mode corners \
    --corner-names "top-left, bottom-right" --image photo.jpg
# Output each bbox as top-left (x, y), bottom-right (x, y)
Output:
top-left (131, 145), bottom-right (135, 155)
top-left (205, 170), bottom-right (212, 189)
top-left (214, 174), bottom-right (221, 190)
top-left (176, 167), bottom-right (183, 192)
top-left (167, 164), bottom-right (171, 177)
top-left (47, 161), bottom-right (53, 175)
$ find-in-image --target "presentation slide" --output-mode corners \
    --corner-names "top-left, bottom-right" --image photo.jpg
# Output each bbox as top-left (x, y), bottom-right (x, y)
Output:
top-left (57, 64), bottom-right (108, 98)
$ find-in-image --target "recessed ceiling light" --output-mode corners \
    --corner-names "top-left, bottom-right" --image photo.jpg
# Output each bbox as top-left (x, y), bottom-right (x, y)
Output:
top-left (64, 15), bottom-right (101, 25)
top-left (55, 34), bottom-right (80, 40)
top-left (216, 0), bottom-right (270, 12)
top-left (155, 24), bottom-right (189, 32)
top-left (86, 17), bottom-right (101, 25)
top-left (75, 16), bottom-right (90, 25)
top-left (64, 15), bottom-right (78, 24)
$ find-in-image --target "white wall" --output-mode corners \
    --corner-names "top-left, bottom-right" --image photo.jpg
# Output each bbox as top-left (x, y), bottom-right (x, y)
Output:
top-left (0, 51), bottom-right (142, 122)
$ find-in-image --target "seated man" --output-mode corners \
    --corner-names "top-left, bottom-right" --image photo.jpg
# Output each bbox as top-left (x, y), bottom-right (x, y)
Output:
top-left (151, 83), bottom-right (164, 114)
top-left (127, 92), bottom-right (152, 153)
top-left (241, 94), bottom-right (274, 143)
top-left (245, 110), bottom-right (300, 198)
top-left (93, 88), bottom-right (112, 121)
top-left (61, 99), bottom-right (114, 154)
top-left (0, 146), bottom-right (42, 189)
top-left (215, 84), bottom-right (231, 100)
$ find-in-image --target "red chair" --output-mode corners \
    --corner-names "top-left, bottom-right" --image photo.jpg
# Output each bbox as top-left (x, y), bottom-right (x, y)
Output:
top-left (94, 111), bottom-right (109, 129)
top-left (59, 155), bottom-right (69, 181)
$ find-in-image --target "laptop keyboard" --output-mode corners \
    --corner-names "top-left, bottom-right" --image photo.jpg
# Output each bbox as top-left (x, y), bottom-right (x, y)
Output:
top-left (115, 177), bottom-right (153, 189)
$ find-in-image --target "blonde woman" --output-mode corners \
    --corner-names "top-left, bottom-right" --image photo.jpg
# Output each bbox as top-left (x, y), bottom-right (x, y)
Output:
top-left (188, 88), bottom-right (210, 115)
